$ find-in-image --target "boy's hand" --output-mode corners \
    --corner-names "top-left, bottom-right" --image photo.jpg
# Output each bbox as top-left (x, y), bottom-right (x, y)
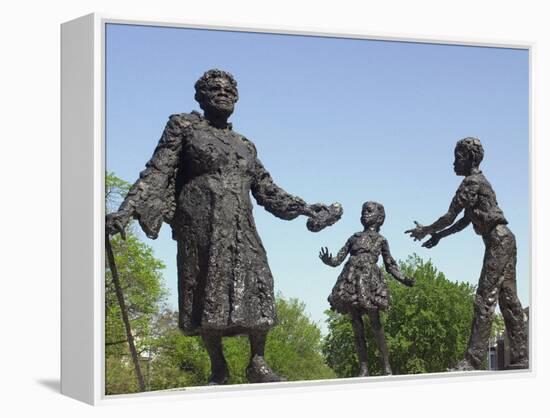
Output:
top-left (405, 221), bottom-right (429, 241)
top-left (422, 233), bottom-right (441, 249)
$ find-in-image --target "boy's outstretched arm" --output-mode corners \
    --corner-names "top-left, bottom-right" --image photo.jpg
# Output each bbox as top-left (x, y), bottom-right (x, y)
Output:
top-left (422, 215), bottom-right (471, 248)
top-left (405, 186), bottom-right (465, 241)
top-left (381, 239), bottom-right (414, 287)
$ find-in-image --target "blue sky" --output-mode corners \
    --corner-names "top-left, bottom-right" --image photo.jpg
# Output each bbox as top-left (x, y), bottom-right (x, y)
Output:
top-left (105, 23), bottom-right (529, 334)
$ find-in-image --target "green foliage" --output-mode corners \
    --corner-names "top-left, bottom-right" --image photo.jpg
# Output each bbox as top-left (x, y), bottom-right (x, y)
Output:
top-left (105, 172), bottom-right (131, 212)
top-left (105, 356), bottom-right (140, 395)
top-left (105, 173), bottom-right (168, 394)
top-left (219, 336), bottom-right (249, 384)
top-left (322, 255), bottom-right (476, 377)
top-left (105, 235), bottom-right (167, 357)
top-left (322, 310), bottom-right (360, 378)
top-left (491, 313), bottom-right (505, 340)
top-left (264, 296), bottom-right (336, 381)
top-left (146, 310), bottom-right (211, 389)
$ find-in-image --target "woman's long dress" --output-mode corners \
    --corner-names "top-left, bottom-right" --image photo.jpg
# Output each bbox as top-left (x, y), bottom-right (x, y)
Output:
top-left (118, 111), bottom-right (308, 336)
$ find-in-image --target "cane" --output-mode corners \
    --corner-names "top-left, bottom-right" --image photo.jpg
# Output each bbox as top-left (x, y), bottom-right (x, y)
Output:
top-left (105, 231), bottom-right (146, 392)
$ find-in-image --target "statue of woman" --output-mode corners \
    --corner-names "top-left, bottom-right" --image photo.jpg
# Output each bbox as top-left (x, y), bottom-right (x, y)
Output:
top-left (106, 69), bottom-right (342, 384)
top-left (320, 201), bottom-right (413, 376)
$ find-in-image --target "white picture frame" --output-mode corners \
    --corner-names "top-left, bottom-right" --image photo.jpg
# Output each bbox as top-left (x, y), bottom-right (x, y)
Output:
top-left (60, 13), bottom-right (533, 405)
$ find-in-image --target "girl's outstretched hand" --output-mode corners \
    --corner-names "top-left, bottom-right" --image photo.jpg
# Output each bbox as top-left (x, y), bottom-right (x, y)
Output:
top-left (319, 247), bottom-right (332, 265)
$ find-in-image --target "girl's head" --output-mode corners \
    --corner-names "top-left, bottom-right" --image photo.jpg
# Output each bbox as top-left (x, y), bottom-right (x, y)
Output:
top-left (361, 201), bottom-right (386, 231)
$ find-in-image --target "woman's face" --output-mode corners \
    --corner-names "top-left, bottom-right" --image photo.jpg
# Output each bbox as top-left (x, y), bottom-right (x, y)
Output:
top-left (200, 77), bottom-right (238, 118)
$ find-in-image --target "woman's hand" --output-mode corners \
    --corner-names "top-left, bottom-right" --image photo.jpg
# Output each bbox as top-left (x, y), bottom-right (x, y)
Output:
top-left (306, 203), bottom-right (343, 232)
top-left (106, 211), bottom-right (129, 239)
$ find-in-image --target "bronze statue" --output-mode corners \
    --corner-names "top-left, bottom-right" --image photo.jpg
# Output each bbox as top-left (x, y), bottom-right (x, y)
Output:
top-left (320, 202), bottom-right (414, 376)
top-left (405, 137), bottom-right (528, 370)
top-left (106, 69), bottom-right (342, 384)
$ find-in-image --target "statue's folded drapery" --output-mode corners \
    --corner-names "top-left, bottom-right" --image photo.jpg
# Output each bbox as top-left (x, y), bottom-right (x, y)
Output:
top-left (118, 112), bottom-right (308, 336)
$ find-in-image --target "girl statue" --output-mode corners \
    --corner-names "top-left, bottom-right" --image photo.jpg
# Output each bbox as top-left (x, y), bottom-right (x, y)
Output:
top-left (320, 201), bottom-right (414, 376)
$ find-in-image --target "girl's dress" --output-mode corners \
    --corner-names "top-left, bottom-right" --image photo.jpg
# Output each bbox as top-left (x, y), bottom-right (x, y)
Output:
top-left (328, 230), bottom-right (391, 314)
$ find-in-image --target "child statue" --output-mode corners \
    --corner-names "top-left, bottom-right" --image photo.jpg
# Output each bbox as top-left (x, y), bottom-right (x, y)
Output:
top-left (320, 201), bottom-right (414, 376)
top-left (405, 137), bottom-right (528, 370)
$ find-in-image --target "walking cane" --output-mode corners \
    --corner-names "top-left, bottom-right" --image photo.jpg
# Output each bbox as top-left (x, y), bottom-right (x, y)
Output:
top-left (105, 231), bottom-right (146, 392)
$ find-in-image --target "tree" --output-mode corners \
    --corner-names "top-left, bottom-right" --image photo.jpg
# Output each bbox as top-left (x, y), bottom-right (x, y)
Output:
top-left (322, 255), bottom-right (476, 376)
top-left (491, 313), bottom-right (505, 340)
top-left (106, 172), bottom-right (132, 211)
top-left (105, 172), bottom-right (168, 394)
top-left (105, 235), bottom-right (168, 355)
top-left (266, 295), bottom-right (337, 381)
top-left (106, 234), bottom-right (146, 391)
top-left (146, 309), bottom-right (211, 390)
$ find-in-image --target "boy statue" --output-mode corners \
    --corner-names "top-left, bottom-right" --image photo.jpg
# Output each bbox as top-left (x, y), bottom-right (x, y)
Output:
top-left (406, 137), bottom-right (528, 370)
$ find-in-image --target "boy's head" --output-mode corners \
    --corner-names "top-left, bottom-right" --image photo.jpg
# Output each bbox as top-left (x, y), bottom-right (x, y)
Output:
top-left (454, 137), bottom-right (484, 176)
top-left (361, 201), bottom-right (386, 231)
